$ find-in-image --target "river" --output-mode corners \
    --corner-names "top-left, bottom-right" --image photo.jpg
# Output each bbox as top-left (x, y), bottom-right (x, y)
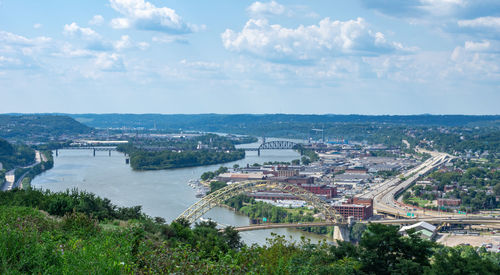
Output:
top-left (32, 138), bottom-right (331, 245)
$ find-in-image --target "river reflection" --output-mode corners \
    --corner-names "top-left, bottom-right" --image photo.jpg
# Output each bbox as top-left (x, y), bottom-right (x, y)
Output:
top-left (32, 138), bottom-right (330, 245)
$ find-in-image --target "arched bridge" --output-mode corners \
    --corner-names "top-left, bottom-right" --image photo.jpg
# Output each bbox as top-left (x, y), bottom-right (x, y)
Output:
top-left (243, 141), bottom-right (302, 156)
top-left (177, 180), bottom-right (343, 225)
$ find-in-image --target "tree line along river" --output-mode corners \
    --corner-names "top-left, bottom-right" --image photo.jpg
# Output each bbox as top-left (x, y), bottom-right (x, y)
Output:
top-left (32, 138), bottom-right (329, 245)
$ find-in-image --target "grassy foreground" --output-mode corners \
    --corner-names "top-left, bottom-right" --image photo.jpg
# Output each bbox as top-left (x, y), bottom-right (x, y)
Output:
top-left (1, 188), bottom-right (499, 274)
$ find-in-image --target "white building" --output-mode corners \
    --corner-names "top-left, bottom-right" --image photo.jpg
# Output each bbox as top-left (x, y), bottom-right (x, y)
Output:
top-left (399, 221), bottom-right (437, 240)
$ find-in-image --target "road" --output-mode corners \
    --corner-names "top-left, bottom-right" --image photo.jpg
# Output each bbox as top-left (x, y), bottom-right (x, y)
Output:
top-left (358, 149), bottom-right (457, 218)
top-left (1, 150), bottom-right (43, 191)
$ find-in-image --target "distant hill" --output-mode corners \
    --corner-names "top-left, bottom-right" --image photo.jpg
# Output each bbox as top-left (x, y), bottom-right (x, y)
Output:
top-left (0, 114), bottom-right (92, 141)
top-left (67, 113), bottom-right (500, 131)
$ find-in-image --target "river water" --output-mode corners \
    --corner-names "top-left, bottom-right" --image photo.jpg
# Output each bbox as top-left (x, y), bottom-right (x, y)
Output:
top-left (32, 138), bottom-right (330, 245)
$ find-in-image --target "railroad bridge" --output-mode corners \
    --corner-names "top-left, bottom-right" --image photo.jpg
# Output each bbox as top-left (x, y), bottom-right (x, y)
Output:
top-left (243, 140), bottom-right (302, 156)
top-left (57, 146), bottom-right (118, 157)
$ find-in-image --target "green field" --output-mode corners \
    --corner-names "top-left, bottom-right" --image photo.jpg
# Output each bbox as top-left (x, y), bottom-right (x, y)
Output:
top-left (406, 197), bottom-right (433, 208)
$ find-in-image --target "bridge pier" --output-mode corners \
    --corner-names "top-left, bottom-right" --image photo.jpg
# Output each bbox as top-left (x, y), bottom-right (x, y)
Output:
top-left (93, 149), bottom-right (96, 157)
top-left (333, 225), bottom-right (350, 242)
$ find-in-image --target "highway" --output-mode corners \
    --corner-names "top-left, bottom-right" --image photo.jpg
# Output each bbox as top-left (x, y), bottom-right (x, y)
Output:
top-left (1, 150), bottom-right (43, 191)
top-left (358, 149), bottom-right (456, 218)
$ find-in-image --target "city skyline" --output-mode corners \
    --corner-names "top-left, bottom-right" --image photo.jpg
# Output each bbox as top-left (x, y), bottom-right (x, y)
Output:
top-left (1, 0), bottom-right (499, 114)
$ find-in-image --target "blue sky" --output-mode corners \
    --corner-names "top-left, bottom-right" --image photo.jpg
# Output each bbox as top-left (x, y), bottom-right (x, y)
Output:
top-left (0, 0), bottom-right (499, 114)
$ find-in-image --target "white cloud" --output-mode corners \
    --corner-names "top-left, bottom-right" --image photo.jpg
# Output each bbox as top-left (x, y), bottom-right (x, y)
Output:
top-left (114, 35), bottom-right (132, 51)
top-left (221, 18), bottom-right (410, 63)
top-left (110, 18), bottom-right (131, 29)
top-left (0, 30), bottom-right (51, 46)
top-left (94, 53), bottom-right (125, 71)
top-left (137, 42), bottom-right (150, 50)
top-left (63, 22), bottom-right (100, 39)
top-left (109, 0), bottom-right (195, 33)
top-left (33, 23), bottom-right (42, 29)
top-left (180, 59), bottom-right (220, 70)
top-left (89, 15), bottom-right (105, 26)
top-left (247, 1), bottom-right (285, 16)
top-left (362, 0), bottom-right (500, 20)
top-left (113, 35), bottom-right (149, 51)
top-left (449, 45), bottom-right (500, 79)
top-left (152, 34), bottom-right (188, 44)
top-left (0, 56), bottom-right (22, 68)
top-left (419, 0), bottom-right (466, 16)
top-left (0, 30), bottom-right (51, 70)
top-left (54, 43), bottom-right (94, 58)
top-left (464, 40), bottom-right (491, 51)
top-left (458, 16), bottom-right (500, 28)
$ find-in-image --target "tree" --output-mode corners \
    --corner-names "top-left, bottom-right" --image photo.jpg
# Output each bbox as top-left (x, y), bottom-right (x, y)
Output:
top-left (494, 182), bottom-right (500, 196)
top-left (427, 246), bottom-right (500, 274)
top-left (349, 223), bottom-right (367, 243)
top-left (210, 181), bottom-right (227, 193)
top-left (301, 156), bottom-right (311, 165)
top-left (359, 223), bottom-right (434, 275)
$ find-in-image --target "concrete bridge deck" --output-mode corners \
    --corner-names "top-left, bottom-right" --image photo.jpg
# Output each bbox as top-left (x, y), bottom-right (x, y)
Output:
top-left (225, 217), bottom-right (500, 232)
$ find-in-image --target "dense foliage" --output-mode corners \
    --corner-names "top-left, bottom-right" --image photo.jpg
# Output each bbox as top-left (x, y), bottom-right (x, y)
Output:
top-left (129, 149), bottom-right (245, 170)
top-left (1, 189), bottom-right (499, 274)
top-left (403, 160), bottom-right (500, 212)
top-left (0, 114), bottom-right (91, 141)
top-left (0, 138), bottom-right (35, 170)
top-left (201, 166), bottom-right (229, 181)
top-left (225, 194), bottom-right (334, 236)
top-left (116, 134), bottom-right (249, 170)
top-left (70, 114), bottom-right (500, 130)
top-left (0, 188), bottom-right (144, 221)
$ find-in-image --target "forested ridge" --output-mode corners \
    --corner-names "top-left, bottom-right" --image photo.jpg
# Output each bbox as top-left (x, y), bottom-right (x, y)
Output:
top-left (0, 114), bottom-right (91, 141)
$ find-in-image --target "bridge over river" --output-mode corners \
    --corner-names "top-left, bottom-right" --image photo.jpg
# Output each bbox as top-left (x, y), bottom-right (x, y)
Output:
top-left (177, 179), bottom-right (500, 241)
top-left (228, 218), bottom-right (500, 232)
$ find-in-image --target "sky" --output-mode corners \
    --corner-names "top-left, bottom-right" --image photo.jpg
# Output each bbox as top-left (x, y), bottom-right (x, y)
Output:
top-left (0, 0), bottom-right (499, 114)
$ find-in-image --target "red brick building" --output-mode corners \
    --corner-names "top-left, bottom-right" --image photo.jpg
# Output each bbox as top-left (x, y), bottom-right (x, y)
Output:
top-left (437, 198), bottom-right (461, 207)
top-left (300, 184), bottom-right (337, 199)
top-left (332, 198), bottom-right (373, 220)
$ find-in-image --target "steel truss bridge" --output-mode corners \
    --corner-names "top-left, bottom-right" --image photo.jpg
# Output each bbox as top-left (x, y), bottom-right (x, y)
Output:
top-left (178, 180), bottom-right (500, 236)
top-left (243, 141), bottom-right (302, 156)
top-left (57, 146), bottom-right (118, 157)
top-left (177, 180), bottom-right (343, 225)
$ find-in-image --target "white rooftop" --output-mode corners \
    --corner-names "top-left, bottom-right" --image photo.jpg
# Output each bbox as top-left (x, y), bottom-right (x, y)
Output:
top-left (399, 221), bottom-right (436, 233)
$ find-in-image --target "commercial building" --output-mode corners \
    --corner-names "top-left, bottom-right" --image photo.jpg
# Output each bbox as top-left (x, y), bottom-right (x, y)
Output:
top-left (332, 198), bottom-right (373, 220)
top-left (399, 221), bottom-right (437, 240)
top-left (217, 172), bottom-right (266, 182)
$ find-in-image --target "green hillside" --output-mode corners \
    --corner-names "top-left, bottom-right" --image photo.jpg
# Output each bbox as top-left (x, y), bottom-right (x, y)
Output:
top-left (0, 189), bottom-right (499, 274)
top-left (0, 114), bottom-right (92, 141)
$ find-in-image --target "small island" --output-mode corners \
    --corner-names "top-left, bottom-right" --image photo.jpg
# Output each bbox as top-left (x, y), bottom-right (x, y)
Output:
top-left (117, 133), bottom-right (254, 170)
